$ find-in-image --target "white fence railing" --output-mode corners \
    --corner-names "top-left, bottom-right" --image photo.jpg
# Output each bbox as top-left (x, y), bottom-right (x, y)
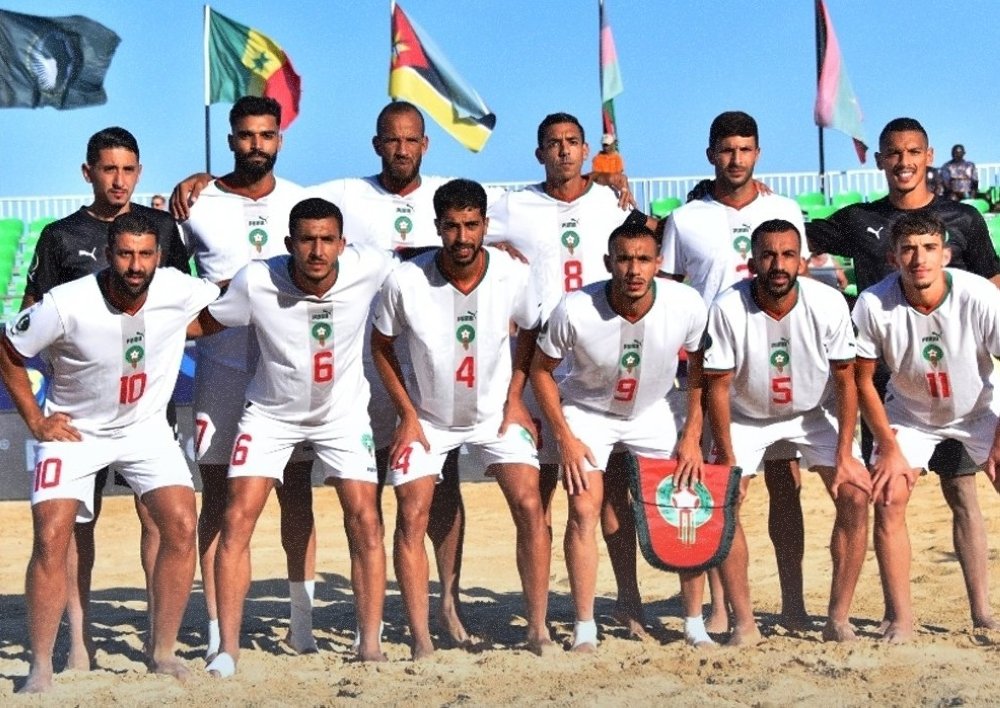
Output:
top-left (4, 163), bottom-right (1000, 222)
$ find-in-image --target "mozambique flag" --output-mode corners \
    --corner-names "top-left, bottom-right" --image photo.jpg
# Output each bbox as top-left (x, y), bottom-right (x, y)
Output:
top-left (814, 0), bottom-right (867, 163)
top-left (207, 8), bottom-right (300, 129)
top-left (0, 9), bottom-right (120, 110)
top-left (389, 2), bottom-right (495, 152)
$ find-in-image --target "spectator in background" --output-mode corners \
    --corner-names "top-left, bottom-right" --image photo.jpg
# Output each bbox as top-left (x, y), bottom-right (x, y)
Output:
top-left (592, 133), bottom-right (624, 175)
top-left (807, 251), bottom-right (847, 290)
top-left (940, 144), bottom-right (978, 201)
top-left (925, 165), bottom-right (942, 196)
top-left (151, 194), bottom-right (167, 210)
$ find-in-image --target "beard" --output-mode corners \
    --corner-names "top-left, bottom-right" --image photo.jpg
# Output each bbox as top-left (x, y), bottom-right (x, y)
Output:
top-left (109, 267), bottom-right (154, 299)
top-left (235, 149), bottom-right (277, 181)
top-left (761, 270), bottom-right (797, 299)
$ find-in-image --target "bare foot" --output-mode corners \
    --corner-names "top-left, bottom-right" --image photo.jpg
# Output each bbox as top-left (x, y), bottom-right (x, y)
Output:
top-left (17, 667), bottom-right (54, 694)
top-left (411, 640), bottom-right (435, 661)
top-left (284, 629), bottom-right (318, 654)
top-left (779, 611), bottom-right (814, 632)
top-left (973, 616), bottom-right (1000, 631)
top-left (612, 606), bottom-right (649, 640)
top-left (65, 642), bottom-right (94, 672)
top-left (527, 635), bottom-right (560, 657)
top-left (725, 624), bottom-right (762, 647)
top-left (704, 610), bottom-right (730, 634)
top-left (436, 603), bottom-right (474, 646)
top-left (356, 648), bottom-right (388, 662)
top-left (880, 621), bottom-right (913, 644)
top-left (821, 620), bottom-right (858, 642)
top-left (150, 656), bottom-right (191, 683)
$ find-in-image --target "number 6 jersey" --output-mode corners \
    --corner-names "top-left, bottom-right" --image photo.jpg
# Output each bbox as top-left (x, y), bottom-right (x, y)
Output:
top-left (853, 268), bottom-right (1000, 428)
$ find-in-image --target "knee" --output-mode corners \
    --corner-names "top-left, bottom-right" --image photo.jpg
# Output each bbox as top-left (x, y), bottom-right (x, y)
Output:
top-left (395, 500), bottom-right (430, 541)
top-left (510, 491), bottom-right (545, 530)
top-left (834, 486), bottom-right (870, 526)
top-left (345, 507), bottom-right (383, 549)
top-left (159, 509), bottom-right (197, 551)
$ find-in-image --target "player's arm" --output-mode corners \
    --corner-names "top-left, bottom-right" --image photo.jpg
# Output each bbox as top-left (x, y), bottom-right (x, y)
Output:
top-left (370, 328), bottom-right (429, 466)
top-left (587, 171), bottom-right (635, 209)
top-left (672, 348), bottom-right (705, 489)
top-left (528, 349), bottom-right (596, 495)
top-left (703, 369), bottom-right (735, 467)
top-left (855, 357), bottom-right (913, 505)
top-left (829, 360), bottom-right (872, 500)
top-left (186, 307), bottom-right (226, 339)
top-left (169, 172), bottom-right (214, 221)
top-left (0, 335), bottom-right (79, 442)
top-left (499, 326), bottom-right (538, 441)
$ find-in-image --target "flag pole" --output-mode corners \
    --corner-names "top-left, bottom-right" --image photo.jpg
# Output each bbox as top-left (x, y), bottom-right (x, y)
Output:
top-left (814, 0), bottom-right (826, 198)
top-left (203, 4), bottom-right (211, 174)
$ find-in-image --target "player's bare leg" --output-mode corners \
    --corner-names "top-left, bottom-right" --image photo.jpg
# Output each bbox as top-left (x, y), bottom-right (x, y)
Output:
top-left (275, 461), bottom-right (318, 654)
top-left (940, 474), bottom-right (1000, 629)
top-left (393, 476), bottom-right (437, 659)
top-left (719, 480), bottom-right (761, 646)
top-left (492, 464), bottom-right (554, 655)
top-left (65, 518), bottom-right (98, 671)
top-left (602, 452), bottom-right (647, 638)
top-left (764, 458), bottom-right (810, 630)
top-left (816, 467), bottom-right (868, 642)
top-left (704, 568), bottom-right (729, 632)
top-left (564, 471), bottom-right (604, 652)
top-left (873, 474), bottom-right (916, 643)
top-left (133, 492), bottom-right (160, 651)
top-left (427, 449), bottom-right (472, 645)
top-left (197, 462), bottom-right (228, 660)
top-left (210, 476), bottom-right (274, 676)
top-left (20, 499), bottom-right (78, 694)
top-left (333, 477), bottom-right (386, 661)
top-left (143, 485), bottom-right (197, 682)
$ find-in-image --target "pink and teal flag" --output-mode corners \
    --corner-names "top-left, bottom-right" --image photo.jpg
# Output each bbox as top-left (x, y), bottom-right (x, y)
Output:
top-left (599, 0), bottom-right (623, 140)
top-left (814, 0), bottom-right (867, 163)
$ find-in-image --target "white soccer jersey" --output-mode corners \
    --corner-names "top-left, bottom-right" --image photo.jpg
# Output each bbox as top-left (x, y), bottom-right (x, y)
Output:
top-left (183, 177), bottom-right (307, 372)
top-left (486, 182), bottom-right (629, 319)
top-left (704, 277), bottom-right (855, 419)
top-left (373, 247), bottom-right (540, 429)
top-left (853, 269), bottom-right (1000, 428)
top-left (662, 192), bottom-right (808, 306)
top-left (208, 245), bottom-right (393, 426)
top-left (6, 270), bottom-right (219, 434)
top-left (538, 279), bottom-right (707, 419)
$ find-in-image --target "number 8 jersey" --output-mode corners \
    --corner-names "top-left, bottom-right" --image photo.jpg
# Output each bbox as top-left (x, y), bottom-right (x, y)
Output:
top-left (703, 278), bottom-right (856, 420)
top-left (853, 269), bottom-right (1000, 428)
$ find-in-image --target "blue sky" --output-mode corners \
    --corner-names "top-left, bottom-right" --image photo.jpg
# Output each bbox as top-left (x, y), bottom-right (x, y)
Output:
top-left (1, 1), bottom-right (998, 197)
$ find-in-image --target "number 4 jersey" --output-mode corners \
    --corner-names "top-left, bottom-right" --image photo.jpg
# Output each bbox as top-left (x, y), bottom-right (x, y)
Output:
top-left (703, 277), bottom-right (856, 420)
top-left (853, 269), bottom-right (1000, 428)
top-left (5, 269), bottom-right (219, 435)
top-left (208, 245), bottom-right (394, 426)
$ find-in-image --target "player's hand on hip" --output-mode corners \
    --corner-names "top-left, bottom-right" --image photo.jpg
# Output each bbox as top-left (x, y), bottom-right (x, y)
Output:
top-left (831, 455), bottom-right (872, 501)
top-left (31, 412), bottom-right (82, 442)
top-left (389, 415), bottom-right (430, 471)
top-left (560, 436), bottom-right (597, 495)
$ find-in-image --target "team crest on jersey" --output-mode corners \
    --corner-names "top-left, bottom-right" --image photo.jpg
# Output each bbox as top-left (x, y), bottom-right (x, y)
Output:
top-left (621, 342), bottom-right (642, 373)
top-left (732, 234), bottom-right (751, 258)
top-left (769, 349), bottom-right (789, 373)
top-left (456, 324), bottom-right (476, 349)
top-left (655, 476), bottom-right (714, 545)
top-left (561, 229), bottom-right (580, 255)
top-left (12, 312), bottom-right (30, 333)
top-left (125, 344), bottom-right (145, 369)
top-left (922, 344), bottom-right (944, 368)
top-left (311, 322), bottom-right (332, 346)
top-left (394, 215), bottom-right (413, 241)
top-left (361, 432), bottom-right (374, 455)
top-left (248, 228), bottom-right (268, 253)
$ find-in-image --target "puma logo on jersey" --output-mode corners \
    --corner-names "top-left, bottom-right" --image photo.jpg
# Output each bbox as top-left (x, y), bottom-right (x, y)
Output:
top-left (78, 247), bottom-right (98, 261)
top-left (866, 226), bottom-right (884, 240)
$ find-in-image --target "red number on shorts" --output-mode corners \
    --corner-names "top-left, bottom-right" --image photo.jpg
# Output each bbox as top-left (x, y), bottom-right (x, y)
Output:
top-left (313, 350), bottom-right (334, 383)
top-left (771, 376), bottom-right (792, 404)
top-left (34, 458), bottom-right (62, 491)
top-left (531, 417), bottom-right (544, 450)
top-left (456, 356), bottom-right (475, 388)
top-left (563, 260), bottom-right (583, 291)
top-left (118, 372), bottom-right (147, 404)
top-left (194, 418), bottom-right (208, 454)
top-left (614, 377), bottom-right (637, 402)
top-left (393, 445), bottom-right (413, 474)
top-left (231, 433), bottom-right (252, 466)
top-left (926, 372), bottom-right (951, 398)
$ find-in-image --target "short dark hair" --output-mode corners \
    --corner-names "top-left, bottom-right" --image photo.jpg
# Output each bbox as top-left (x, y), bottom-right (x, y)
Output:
top-left (86, 127), bottom-right (139, 166)
top-left (708, 111), bottom-right (758, 149)
top-left (750, 218), bottom-right (801, 256)
top-left (878, 117), bottom-right (928, 150)
top-left (607, 223), bottom-right (659, 253)
top-left (229, 96), bottom-right (281, 129)
top-left (288, 198), bottom-right (344, 236)
top-left (376, 101), bottom-right (425, 136)
top-left (889, 210), bottom-right (946, 250)
top-left (107, 211), bottom-right (160, 250)
top-left (537, 112), bottom-right (585, 148)
top-left (433, 179), bottom-right (487, 219)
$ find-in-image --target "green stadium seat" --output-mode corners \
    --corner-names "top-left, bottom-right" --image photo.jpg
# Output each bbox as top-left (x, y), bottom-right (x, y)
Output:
top-left (961, 198), bottom-right (989, 214)
top-left (867, 189), bottom-right (889, 202)
top-left (989, 218), bottom-right (1000, 235)
top-left (650, 196), bottom-right (682, 218)
top-left (832, 191), bottom-right (863, 209)
top-left (0, 218), bottom-right (24, 248)
top-left (805, 204), bottom-right (838, 221)
top-left (796, 191), bottom-right (826, 209)
top-left (991, 231), bottom-right (1000, 256)
top-left (28, 216), bottom-right (56, 235)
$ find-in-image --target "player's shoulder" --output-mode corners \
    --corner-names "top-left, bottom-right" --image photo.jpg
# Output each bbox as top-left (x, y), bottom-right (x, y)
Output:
top-left (798, 275), bottom-right (846, 301)
top-left (485, 246), bottom-right (531, 280)
top-left (130, 203), bottom-right (178, 229)
top-left (856, 271), bottom-right (901, 307)
top-left (929, 196), bottom-right (985, 226)
top-left (655, 277), bottom-right (706, 309)
top-left (387, 248), bottom-right (436, 284)
top-left (42, 208), bottom-right (90, 236)
top-left (948, 267), bottom-right (996, 299)
top-left (710, 279), bottom-right (752, 311)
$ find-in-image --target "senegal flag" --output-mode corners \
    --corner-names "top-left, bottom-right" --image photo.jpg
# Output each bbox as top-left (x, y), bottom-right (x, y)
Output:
top-left (389, 2), bottom-right (495, 152)
top-left (207, 8), bottom-right (300, 129)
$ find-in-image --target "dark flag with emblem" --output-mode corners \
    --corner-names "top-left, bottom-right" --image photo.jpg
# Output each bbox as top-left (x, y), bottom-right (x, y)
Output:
top-left (0, 9), bottom-right (120, 109)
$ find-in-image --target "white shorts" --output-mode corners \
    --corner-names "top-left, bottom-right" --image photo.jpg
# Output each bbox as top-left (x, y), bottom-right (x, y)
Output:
top-left (722, 406), bottom-right (860, 477)
top-left (563, 399), bottom-right (681, 472)
top-left (194, 357), bottom-right (312, 465)
top-left (873, 412), bottom-right (998, 470)
top-left (227, 405), bottom-right (378, 485)
top-left (389, 415), bottom-right (539, 486)
top-left (32, 416), bottom-right (193, 522)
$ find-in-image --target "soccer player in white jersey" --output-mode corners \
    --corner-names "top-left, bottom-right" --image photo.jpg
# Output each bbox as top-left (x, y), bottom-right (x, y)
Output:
top-left (703, 219), bottom-right (871, 645)
top-left (190, 198), bottom-right (391, 676)
top-left (486, 112), bottom-right (654, 637)
top-left (181, 96), bottom-right (319, 658)
top-left (0, 212), bottom-right (219, 693)
top-left (854, 212), bottom-right (1000, 643)
top-left (531, 223), bottom-right (710, 651)
top-left (372, 179), bottom-right (551, 658)
top-left (661, 111), bottom-right (811, 631)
